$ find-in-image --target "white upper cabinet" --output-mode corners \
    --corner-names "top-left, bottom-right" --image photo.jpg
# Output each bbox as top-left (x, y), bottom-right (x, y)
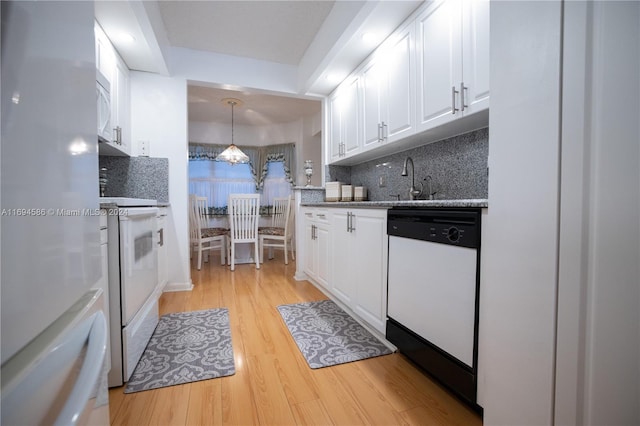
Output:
top-left (95, 21), bottom-right (131, 156)
top-left (362, 23), bottom-right (416, 151)
top-left (416, 0), bottom-right (489, 131)
top-left (111, 57), bottom-right (131, 155)
top-left (461, 0), bottom-right (490, 114)
top-left (328, 75), bottom-right (360, 162)
top-left (325, 0), bottom-right (489, 165)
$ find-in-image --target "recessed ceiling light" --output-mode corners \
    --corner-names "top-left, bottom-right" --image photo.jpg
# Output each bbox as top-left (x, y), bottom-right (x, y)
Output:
top-left (361, 32), bottom-right (381, 46)
top-left (325, 73), bottom-right (345, 84)
top-left (118, 32), bottom-right (136, 44)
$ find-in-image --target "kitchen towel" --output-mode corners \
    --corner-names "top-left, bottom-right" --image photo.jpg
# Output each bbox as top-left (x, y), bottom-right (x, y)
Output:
top-left (124, 308), bottom-right (235, 393)
top-left (277, 300), bottom-right (393, 369)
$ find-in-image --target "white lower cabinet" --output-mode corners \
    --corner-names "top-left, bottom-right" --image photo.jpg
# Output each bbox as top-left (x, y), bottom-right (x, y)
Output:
top-left (301, 206), bottom-right (388, 334)
top-left (331, 208), bottom-right (388, 333)
top-left (302, 208), bottom-right (330, 290)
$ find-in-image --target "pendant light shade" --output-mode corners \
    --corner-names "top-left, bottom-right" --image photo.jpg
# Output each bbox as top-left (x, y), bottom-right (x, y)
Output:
top-left (216, 98), bottom-right (249, 165)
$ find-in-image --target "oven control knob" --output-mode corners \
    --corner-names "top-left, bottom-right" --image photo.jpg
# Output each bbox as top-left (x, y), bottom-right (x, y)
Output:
top-left (447, 227), bottom-right (460, 242)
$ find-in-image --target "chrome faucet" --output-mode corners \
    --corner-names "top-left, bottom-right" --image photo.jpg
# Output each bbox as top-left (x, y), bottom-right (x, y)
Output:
top-left (401, 157), bottom-right (423, 200)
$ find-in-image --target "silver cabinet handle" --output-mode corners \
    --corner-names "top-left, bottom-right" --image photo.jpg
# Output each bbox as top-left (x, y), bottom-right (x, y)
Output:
top-left (452, 86), bottom-right (459, 115)
top-left (346, 212), bottom-right (356, 232)
top-left (317, 213), bottom-right (326, 219)
top-left (460, 82), bottom-right (467, 112)
top-left (113, 126), bottom-right (122, 145)
top-left (382, 122), bottom-right (388, 142)
top-left (378, 123), bottom-right (383, 143)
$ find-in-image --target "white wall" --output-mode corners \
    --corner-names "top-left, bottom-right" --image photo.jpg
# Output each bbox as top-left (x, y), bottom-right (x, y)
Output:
top-left (130, 72), bottom-right (191, 290)
top-left (169, 47), bottom-right (298, 95)
top-left (556, 2), bottom-right (640, 425)
top-left (189, 120), bottom-right (302, 147)
top-left (478, 1), bottom-right (562, 424)
top-left (481, 2), bottom-right (640, 425)
top-left (299, 114), bottom-right (322, 187)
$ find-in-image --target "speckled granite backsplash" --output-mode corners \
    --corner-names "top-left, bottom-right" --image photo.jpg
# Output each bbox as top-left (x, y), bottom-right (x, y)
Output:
top-left (99, 156), bottom-right (169, 203)
top-left (326, 128), bottom-right (488, 201)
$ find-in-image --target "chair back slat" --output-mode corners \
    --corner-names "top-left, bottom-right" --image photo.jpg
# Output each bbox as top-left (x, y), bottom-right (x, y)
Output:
top-left (228, 194), bottom-right (260, 243)
top-left (271, 197), bottom-right (289, 229)
top-left (284, 195), bottom-right (294, 237)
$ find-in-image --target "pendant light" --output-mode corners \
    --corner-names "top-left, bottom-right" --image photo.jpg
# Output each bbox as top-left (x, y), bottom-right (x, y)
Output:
top-left (216, 98), bottom-right (249, 165)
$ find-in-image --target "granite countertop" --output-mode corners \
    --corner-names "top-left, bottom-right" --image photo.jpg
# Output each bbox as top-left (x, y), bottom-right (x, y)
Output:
top-left (301, 199), bottom-right (488, 208)
top-left (293, 186), bottom-right (325, 190)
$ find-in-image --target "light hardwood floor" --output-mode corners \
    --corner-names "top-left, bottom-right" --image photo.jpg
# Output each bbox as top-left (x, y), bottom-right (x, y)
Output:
top-left (108, 252), bottom-right (482, 426)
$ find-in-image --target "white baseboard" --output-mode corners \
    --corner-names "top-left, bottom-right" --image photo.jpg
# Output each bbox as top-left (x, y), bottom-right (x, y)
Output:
top-left (294, 270), bottom-right (308, 281)
top-left (163, 280), bottom-right (194, 292)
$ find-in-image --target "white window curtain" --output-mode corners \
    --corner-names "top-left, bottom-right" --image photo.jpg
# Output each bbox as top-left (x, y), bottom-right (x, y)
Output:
top-left (261, 161), bottom-right (292, 206)
top-left (188, 161), bottom-right (256, 210)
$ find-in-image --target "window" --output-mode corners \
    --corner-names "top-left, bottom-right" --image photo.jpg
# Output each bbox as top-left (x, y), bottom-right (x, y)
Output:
top-left (189, 160), bottom-right (256, 210)
top-left (261, 161), bottom-right (292, 206)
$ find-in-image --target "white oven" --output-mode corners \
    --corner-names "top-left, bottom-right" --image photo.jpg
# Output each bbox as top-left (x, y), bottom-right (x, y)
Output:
top-left (102, 198), bottom-right (159, 387)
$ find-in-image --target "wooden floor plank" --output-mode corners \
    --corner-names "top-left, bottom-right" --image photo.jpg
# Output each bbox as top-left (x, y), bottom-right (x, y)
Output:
top-left (291, 399), bottom-right (334, 426)
top-left (330, 361), bottom-right (408, 425)
top-left (246, 354), bottom-right (297, 425)
top-left (185, 378), bottom-right (222, 425)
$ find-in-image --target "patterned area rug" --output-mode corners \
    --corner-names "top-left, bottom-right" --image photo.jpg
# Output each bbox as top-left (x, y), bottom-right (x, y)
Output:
top-left (125, 308), bottom-right (235, 393)
top-left (277, 300), bottom-right (393, 369)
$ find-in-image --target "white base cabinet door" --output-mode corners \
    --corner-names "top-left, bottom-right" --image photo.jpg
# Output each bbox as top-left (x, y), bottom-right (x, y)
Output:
top-left (331, 208), bottom-right (388, 333)
top-left (302, 208), bottom-right (330, 290)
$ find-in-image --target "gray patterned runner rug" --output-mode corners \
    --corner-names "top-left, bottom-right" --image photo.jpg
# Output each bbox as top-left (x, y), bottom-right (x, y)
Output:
top-left (277, 300), bottom-right (392, 369)
top-left (125, 308), bottom-right (235, 393)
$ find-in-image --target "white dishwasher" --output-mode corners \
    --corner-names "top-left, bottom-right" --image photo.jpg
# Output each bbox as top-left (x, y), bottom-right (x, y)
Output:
top-left (386, 208), bottom-right (481, 410)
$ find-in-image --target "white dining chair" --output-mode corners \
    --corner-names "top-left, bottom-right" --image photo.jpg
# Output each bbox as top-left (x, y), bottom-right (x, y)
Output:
top-left (189, 195), bottom-right (228, 270)
top-left (227, 193), bottom-right (261, 271)
top-left (259, 195), bottom-right (295, 265)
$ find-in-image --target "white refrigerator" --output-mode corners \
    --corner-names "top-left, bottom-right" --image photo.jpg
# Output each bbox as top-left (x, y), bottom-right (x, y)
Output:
top-left (1, 1), bottom-right (109, 424)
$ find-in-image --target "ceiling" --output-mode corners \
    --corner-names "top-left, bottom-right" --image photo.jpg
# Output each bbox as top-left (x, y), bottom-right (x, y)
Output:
top-left (157, 1), bottom-right (335, 66)
top-left (95, 0), bottom-right (423, 125)
top-left (188, 86), bottom-right (321, 125)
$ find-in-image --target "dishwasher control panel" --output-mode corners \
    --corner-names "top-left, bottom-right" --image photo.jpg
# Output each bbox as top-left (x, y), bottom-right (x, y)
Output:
top-left (387, 208), bottom-right (480, 249)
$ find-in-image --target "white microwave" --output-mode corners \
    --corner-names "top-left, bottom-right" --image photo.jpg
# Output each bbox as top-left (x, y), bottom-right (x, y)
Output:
top-left (96, 70), bottom-right (111, 143)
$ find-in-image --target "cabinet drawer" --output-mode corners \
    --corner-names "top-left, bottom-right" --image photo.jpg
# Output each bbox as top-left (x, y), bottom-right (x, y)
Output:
top-left (313, 209), bottom-right (330, 223)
